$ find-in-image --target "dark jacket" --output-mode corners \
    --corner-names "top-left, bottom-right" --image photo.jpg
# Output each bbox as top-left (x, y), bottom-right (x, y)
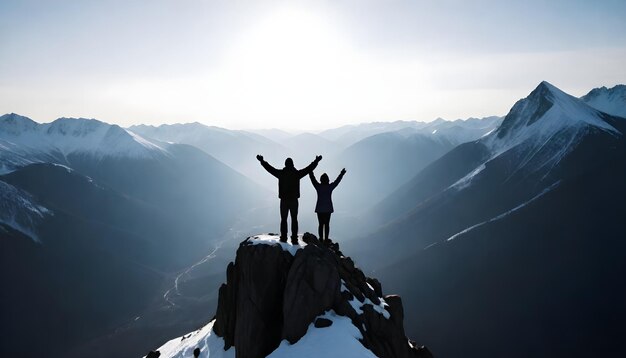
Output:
top-left (261, 159), bottom-right (319, 199)
top-left (309, 171), bottom-right (345, 213)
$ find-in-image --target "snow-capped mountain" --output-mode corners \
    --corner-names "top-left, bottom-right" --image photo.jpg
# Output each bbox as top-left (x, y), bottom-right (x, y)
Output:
top-left (580, 84), bottom-right (626, 118)
top-left (0, 113), bottom-right (169, 173)
top-left (349, 81), bottom-right (626, 357)
top-left (484, 81), bottom-right (619, 174)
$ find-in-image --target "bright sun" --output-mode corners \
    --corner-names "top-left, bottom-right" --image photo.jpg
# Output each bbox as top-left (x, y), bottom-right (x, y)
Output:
top-left (213, 8), bottom-right (356, 119)
top-left (101, 7), bottom-right (429, 129)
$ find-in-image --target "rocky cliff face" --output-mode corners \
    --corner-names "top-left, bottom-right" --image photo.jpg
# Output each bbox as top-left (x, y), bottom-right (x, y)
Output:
top-left (212, 233), bottom-right (432, 358)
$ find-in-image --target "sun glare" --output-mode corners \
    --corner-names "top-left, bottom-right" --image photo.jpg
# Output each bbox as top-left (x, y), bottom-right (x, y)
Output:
top-left (98, 7), bottom-right (430, 129)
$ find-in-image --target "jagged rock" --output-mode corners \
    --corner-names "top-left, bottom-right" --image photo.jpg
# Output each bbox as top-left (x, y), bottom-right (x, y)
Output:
top-left (283, 243), bottom-right (341, 343)
top-left (213, 233), bottom-right (432, 358)
top-left (314, 317), bottom-right (333, 328)
top-left (236, 240), bottom-right (293, 358)
top-left (213, 262), bottom-right (237, 348)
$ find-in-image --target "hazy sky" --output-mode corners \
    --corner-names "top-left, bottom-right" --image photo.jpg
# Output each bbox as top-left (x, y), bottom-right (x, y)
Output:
top-left (1, 0), bottom-right (625, 130)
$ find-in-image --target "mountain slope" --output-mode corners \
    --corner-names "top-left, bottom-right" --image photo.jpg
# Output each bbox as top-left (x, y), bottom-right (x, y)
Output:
top-left (0, 178), bottom-right (51, 241)
top-left (331, 132), bottom-right (455, 212)
top-left (0, 116), bottom-right (271, 357)
top-left (348, 81), bottom-right (626, 357)
top-left (0, 164), bottom-right (171, 358)
top-left (378, 152), bottom-right (626, 357)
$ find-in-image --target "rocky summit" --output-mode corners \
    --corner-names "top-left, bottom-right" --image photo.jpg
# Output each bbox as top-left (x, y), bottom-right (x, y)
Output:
top-left (212, 233), bottom-right (432, 358)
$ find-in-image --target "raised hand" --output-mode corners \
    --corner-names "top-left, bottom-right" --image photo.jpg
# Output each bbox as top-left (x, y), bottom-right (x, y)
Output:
top-left (256, 155), bottom-right (264, 162)
top-left (315, 155), bottom-right (323, 162)
top-left (341, 168), bottom-right (346, 175)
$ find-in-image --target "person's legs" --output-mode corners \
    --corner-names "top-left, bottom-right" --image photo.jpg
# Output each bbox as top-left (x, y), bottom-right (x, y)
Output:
top-left (324, 213), bottom-right (331, 241)
top-left (317, 213), bottom-right (324, 240)
top-left (279, 199), bottom-right (288, 241)
top-left (290, 199), bottom-right (299, 242)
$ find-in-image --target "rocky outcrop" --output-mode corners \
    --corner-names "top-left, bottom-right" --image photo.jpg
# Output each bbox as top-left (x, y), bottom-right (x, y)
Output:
top-left (213, 233), bottom-right (432, 358)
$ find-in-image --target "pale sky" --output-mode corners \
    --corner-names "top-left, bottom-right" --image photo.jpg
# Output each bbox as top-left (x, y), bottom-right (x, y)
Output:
top-left (1, 0), bottom-right (625, 130)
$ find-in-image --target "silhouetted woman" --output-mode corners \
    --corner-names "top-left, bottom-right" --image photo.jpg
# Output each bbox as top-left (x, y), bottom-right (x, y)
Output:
top-left (309, 168), bottom-right (346, 243)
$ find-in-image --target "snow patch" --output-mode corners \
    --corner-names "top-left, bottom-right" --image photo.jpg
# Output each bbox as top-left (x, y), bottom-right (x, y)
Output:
top-left (246, 234), bottom-right (308, 255)
top-left (267, 310), bottom-right (377, 358)
top-left (341, 281), bottom-right (390, 319)
top-left (446, 181), bottom-right (560, 242)
top-left (152, 311), bottom-right (379, 358)
top-left (148, 320), bottom-right (233, 358)
top-left (450, 164), bottom-right (485, 190)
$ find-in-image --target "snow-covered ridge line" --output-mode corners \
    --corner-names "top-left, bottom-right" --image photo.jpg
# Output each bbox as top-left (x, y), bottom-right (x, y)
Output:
top-left (580, 84), bottom-right (626, 118)
top-left (0, 113), bottom-right (170, 159)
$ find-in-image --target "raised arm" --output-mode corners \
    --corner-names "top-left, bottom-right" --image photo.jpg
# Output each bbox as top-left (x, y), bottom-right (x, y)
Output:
top-left (257, 155), bottom-right (280, 178)
top-left (298, 155), bottom-right (322, 178)
top-left (309, 171), bottom-right (320, 188)
top-left (330, 168), bottom-right (346, 189)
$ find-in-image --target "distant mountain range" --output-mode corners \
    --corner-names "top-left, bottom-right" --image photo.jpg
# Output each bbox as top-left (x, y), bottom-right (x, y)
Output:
top-left (347, 81), bottom-right (626, 357)
top-left (127, 115), bottom-right (502, 217)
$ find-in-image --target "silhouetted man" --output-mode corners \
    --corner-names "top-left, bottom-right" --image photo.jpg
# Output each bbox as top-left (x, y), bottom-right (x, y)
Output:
top-left (257, 155), bottom-right (322, 243)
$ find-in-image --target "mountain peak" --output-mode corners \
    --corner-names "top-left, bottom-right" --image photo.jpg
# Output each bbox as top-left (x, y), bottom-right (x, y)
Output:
top-left (494, 81), bottom-right (618, 141)
top-left (150, 233), bottom-right (433, 358)
top-left (478, 82), bottom-right (622, 174)
top-left (0, 113), bottom-right (38, 135)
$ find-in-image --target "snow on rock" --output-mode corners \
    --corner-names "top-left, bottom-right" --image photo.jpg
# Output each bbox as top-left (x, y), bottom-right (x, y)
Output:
top-left (147, 320), bottom-right (233, 358)
top-left (0, 180), bottom-right (51, 242)
top-left (267, 310), bottom-right (378, 358)
top-left (151, 311), bottom-right (379, 358)
top-left (246, 233), bottom-right (307, 255)
top-left (450, 163), bottom-right (486, 191)
top-left (341, 281), bottom-right (390, 319)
